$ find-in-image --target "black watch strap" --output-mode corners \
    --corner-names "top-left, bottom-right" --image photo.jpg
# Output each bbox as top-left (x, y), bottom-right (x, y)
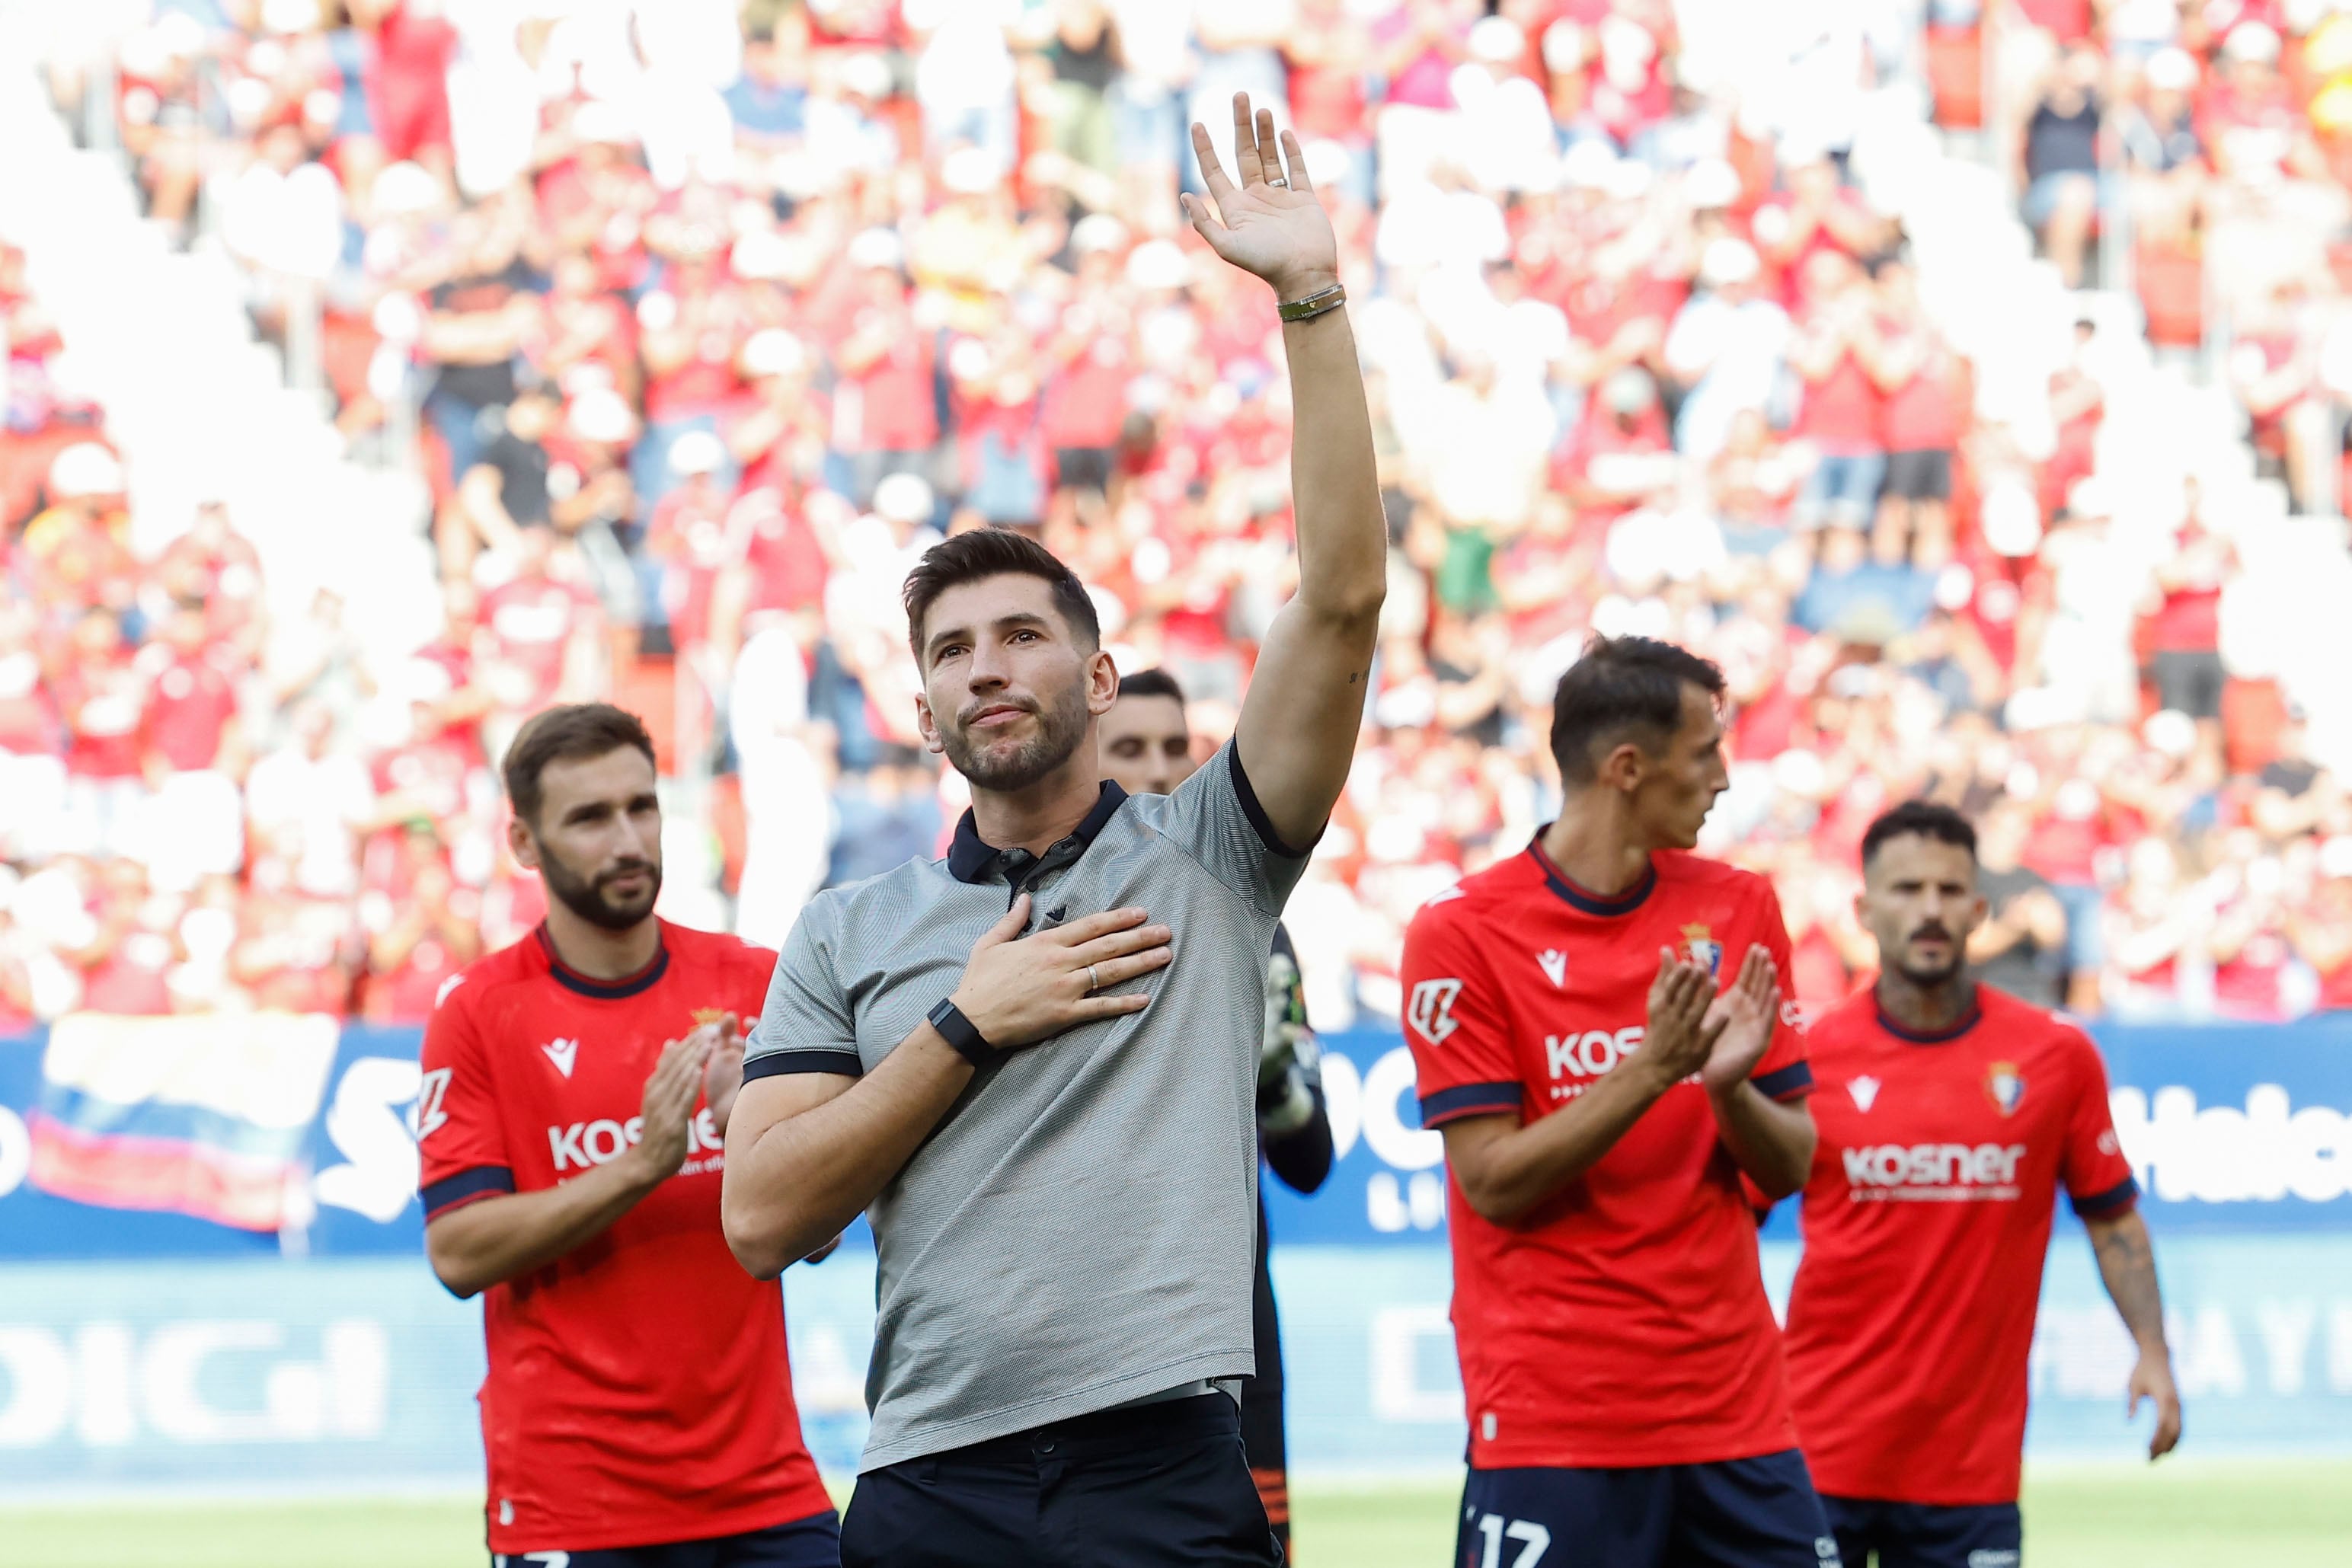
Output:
top-left (927, 997), bottom-right (994, 1067)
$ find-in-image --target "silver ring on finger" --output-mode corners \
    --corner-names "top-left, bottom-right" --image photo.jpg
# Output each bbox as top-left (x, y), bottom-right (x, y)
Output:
top-left (1267, 176), bottom-right (1288, 188)
top-left (1087, 964), bottom-right (1101, 992)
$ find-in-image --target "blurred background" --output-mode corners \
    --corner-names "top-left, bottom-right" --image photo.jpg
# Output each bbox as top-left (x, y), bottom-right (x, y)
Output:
top-left (0, 1), bottom-right (2347, 1564)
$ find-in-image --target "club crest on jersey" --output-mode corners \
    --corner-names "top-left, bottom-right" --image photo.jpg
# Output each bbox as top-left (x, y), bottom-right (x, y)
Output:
top-left (542, 1037), bottom-right (580, 1078)
top-left (1985, 1061), bottom-right (2026, 1116)
top-left (1681, 923), bottom-right (1721, 977)
top-left (1848, 1075), bottom-right (1881, 1112)
top-left (1536, 949), bottom-right (1567, 988)
top-left (691, 1007), bottom-right (731, 1029)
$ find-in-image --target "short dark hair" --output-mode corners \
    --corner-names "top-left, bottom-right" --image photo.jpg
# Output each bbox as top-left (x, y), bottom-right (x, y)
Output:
top-left (1548, 636), bottom-right (1726, 784)
top-left (901, 527), bottom-right (1101, 663)
top-left (503, 704), bottom-right (657, 826)
top-left (1861, 800), bottom-right (1978, 868)
top-left (1116, 668), bottom-right (1187, 705)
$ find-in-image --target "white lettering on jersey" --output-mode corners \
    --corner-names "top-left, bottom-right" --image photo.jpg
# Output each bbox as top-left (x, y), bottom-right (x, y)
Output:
top-left (1544, 1026), bottom-right (1645, 1081)
top-left (1536, 950), bottom-right (1567, 988)
top-left (549, 1109), bottom-right (724, 1172)
top-left (434, 972), bottom-right (467, 1010)
top-left (1424, 886), bottom-right (1466, 907)
top-left (1848, 1075), bottom-right (1881, 1113)
top-left (1842, 1142), bottom-right (2028, 1200)
top-left (1407, 979), bottom-right (1463, 1046)
top-left (542, 1037), bottom-right (579, 1078)
top-left (411, 1068), bottom-right (453, 1142)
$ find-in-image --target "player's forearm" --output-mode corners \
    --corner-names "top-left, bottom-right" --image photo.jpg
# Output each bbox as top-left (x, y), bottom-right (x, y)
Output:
top-left (722, 1027), bottom-right (974, 1277)
top-left (424, 1155), bottom-right (666, 1298)
top-left (1279, 292), bottom-right (1386, 625)
top-left (1708, 1084), bottom-right (1816, 1199)
top-left (2087, 1209), bottom-right (2170, 1353)
top-left (1452, 1068), bottom-right (1669, 1225)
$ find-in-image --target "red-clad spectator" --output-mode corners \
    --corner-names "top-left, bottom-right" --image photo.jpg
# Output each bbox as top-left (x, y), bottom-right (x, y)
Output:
top-left (1752, 157), bottom-right (1889, 311)
top-left (2289, 845), bottom-right (2352, 1010)
top-left (2226, 277), bottom-right (2322, 506)
top-left (358, 0), bottom-right (456, 172)
top-left (535, 107), bottom-right (660, 295)
top-left (51, 607), bottom-right (145, 849)
top-left (138, 599), bottom-right (244, 777)
top-left (18, 442), bottom-right (137, 619)
top-left (540, 249), bottom-right (641, 403)
top-left (152, 500), bottom-right (267, 665)
top-left (1788, 251), bottom-right (1887, 536)
top-left (478, 526), bottom-right (604, 732)
top-left (2139, 487), bottom-right (2233, 740)
top-left (232, 856), bottom-right (359, 1014)
top-left (2200, 22), bottom-right (2328, 187)
top-left (357, 824), bottom-right (481, 1021)
top-left (0, 602), bottom-right (61, 760)
top-left (1555, 366), bottom-right (1673, 538)
top-left (825, 228), bottom-right (938, 506)
top-left (1373, 0), bottom-right (1478, 194)
top-left (75, 858), bottom-right (179, 1017)
top-left (1868, 259), bottom-right (1961, 567)
top-left (2210, 880), bottom-right (2294, 1020)
top-left (1039, 217), bottom-right (1136, 496)
top-left (644, 431), bottom-right (737, 653)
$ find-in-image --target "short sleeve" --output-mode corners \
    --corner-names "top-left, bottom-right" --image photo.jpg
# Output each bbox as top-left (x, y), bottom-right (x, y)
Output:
top-left (1402, 899), bottom-right (1525, 1129)
top-left (416, 985), bottom-right (515, 1220)
top-left (2060, 1028), bottom-right (2139, 1219)
top-left (1155, 741), bottom-right (1315, 918)
top-left (1746, 883), bottom-right (1815, 1103)
top-left (744, 897), bottom-right (864, 1082)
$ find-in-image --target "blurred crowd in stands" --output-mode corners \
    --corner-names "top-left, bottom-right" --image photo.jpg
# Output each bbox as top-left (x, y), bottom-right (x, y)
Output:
top-left (5, 0), bottom-right (2352, 1034)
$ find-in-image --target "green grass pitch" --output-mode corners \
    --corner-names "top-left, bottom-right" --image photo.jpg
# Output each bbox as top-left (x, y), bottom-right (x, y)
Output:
top-left (4, 1462), bottom-right (2347, 1566)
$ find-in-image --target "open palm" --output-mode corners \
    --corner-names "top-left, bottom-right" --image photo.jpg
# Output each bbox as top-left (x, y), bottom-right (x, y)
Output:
top-left (1184, 94), bottom-right (1341, 302)
top-left (1700, 946), bottom-right (1783, 1094)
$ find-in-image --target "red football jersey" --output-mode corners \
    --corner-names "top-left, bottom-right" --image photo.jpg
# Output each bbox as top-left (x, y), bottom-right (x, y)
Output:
top-left (1403, 844), bottom-right (1815, 1469)
top-left (417, 921), bottom-right (832, 1554)
top-left (1783, 985), bottom-right (2138, 1506)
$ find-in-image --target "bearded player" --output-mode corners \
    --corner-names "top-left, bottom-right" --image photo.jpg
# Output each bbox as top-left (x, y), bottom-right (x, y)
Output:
top-left (1099, 667), bottom-right (1335, 1555)
top-left (416, 704), bottom-right (838, 1566)
top-left (1783, 801), bottom-right (2181, 1568)
top-left (1403, 635), bottom-right (1833, 1568)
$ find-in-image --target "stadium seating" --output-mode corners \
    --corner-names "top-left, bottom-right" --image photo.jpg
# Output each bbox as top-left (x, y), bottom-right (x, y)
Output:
top-left (2, 1), bottom-right (2350, 1032)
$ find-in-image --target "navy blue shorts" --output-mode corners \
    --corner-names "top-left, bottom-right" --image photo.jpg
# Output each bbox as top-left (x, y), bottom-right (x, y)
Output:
top-left (1823, 1495), bottom-right (2021, 1568)
top-left (839, 1392), bottom-right (1279, 1568)
top-left (491, 1508), bottom-right (841, 1566)
top-left (1458, 1450), bottom-right (1839, 1568)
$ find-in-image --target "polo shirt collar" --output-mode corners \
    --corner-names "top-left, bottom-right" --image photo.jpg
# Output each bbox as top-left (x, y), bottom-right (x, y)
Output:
top-left (948, 781), bottom-right (1130, 884)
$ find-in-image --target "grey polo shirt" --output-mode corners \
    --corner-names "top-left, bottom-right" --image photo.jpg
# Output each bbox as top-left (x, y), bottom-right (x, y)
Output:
top-left (744, 741), bottom-right (1311, 1471)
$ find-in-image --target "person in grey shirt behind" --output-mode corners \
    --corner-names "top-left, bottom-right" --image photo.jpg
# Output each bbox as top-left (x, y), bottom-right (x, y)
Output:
top-left (721, 94), bottom-right (1384, 1568)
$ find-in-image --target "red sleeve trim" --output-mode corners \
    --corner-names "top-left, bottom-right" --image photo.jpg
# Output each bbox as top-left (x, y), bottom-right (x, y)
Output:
top-left (2070, 1175), bottom-right (2140, 1219)
top-left (420, 1165), bottom-right (516, 1220)
top-left (1418, 1081), bottom-right (1524, 1127)
top-left (1751, 1060), bottom-right (1814, 1102)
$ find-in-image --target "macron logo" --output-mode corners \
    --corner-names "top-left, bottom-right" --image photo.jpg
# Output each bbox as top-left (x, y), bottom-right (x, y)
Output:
top-left (1536, 950), bottom-right (1567, 988)
top-left (542, 1038), bottom-right (580, 1078)
top-left (1849, 1075), bottom-right (1881, 1113)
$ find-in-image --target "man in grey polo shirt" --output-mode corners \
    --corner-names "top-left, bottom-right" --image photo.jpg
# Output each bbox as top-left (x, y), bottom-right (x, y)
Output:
top-left (722, 94), bottom-right (1383, 1566)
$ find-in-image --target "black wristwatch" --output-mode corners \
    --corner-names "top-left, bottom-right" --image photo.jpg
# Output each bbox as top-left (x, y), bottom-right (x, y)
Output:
top-left (927, 997), bottom-right (994, 1068)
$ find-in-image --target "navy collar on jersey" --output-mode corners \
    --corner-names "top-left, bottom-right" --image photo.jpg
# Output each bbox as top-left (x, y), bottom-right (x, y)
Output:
top-left (948, 781), bottom-right (1129, 886)
top-left (1874, 987), bottom-right (1983, 1043)
top-left (535, 922), bottom-right (670, 999)
top-left (1528, 832), bottom-right (1657, 916)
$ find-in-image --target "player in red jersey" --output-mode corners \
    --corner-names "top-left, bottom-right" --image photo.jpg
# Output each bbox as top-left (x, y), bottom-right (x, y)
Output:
top-left (1784, 801), bottom-right (2181, 1568)
top-left (417, 704), bottom-right (839, 1566)
top-left (1404, 636), bottom-right (1834, 1568)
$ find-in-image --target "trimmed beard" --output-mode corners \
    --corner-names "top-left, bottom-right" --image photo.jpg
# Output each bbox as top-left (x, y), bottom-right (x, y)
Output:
top-left (538, 844), bottom-right (662, 931)
top-left (940, 680), bottom-right (1091, 793)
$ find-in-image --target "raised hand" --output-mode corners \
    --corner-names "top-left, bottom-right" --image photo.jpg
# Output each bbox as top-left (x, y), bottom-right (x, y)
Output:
top-left (1183, 94), bottom-right (1341, 304)
top-left (698, 1011), bottom-right (747, 1138)
top-left (1701, 946), bottom-right (1784, 1096)
top-left (1641, 948), bottom-right (1727, 1091)
top-left (949, 894), bottom-right (1174, 1052)
top-left (631, 1034), bottom-right (711, 1180)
